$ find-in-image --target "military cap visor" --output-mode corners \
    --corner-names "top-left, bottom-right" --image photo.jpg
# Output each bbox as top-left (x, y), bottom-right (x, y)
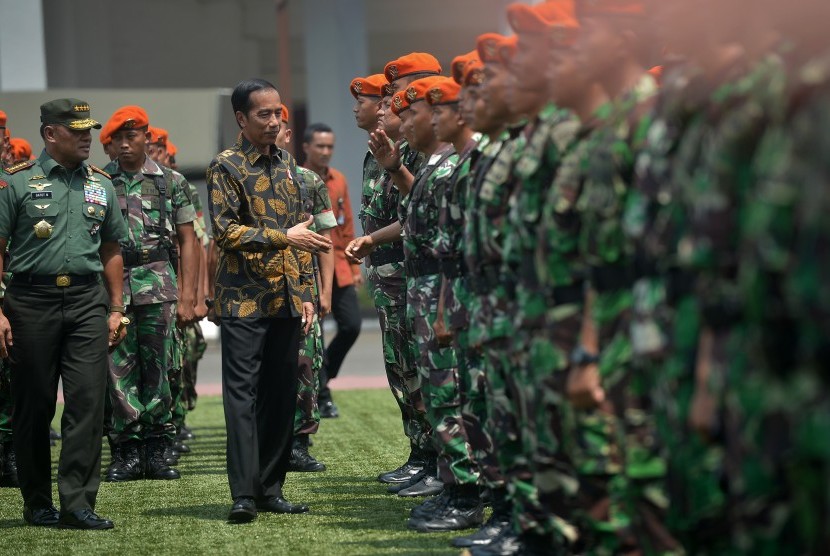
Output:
top-left (40, 98), bottom-right (102, 130)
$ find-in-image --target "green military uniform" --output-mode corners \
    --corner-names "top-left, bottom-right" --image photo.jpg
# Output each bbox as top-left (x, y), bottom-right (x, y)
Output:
top-left (104, 154), bottom-right (196, 462)
top-left (294, 166), bottom-right (336, 437)
top-left (436, 135), bottom-right (505, 494)
top-left (401, 143), bottom-right (479, 489)
top-left (0, 98), bottom-right (128, 516)
top-left (502, 103), bottom-right (580, 545)
top-left (360, 146), bottom-right (432, 456)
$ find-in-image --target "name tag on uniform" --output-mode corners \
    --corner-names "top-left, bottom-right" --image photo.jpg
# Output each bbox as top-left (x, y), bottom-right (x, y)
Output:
top-left (84, 183), bottom-right (108, 206)
top-left (31, 191), bottom-right (53, 200)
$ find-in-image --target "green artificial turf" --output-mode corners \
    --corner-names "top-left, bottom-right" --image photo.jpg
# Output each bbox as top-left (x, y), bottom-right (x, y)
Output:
top-left (0, 390), bottom-right (466, 555)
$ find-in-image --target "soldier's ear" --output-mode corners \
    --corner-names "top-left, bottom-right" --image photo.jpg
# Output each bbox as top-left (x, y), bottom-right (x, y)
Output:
top-left (284, 128), bottom-right (293, 145)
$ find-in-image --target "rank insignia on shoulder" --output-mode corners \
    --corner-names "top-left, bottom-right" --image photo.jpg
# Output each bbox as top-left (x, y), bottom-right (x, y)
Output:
top-left (0, 180), bottom-right (7, 189)
top-left (4, 160), bottom-right (36, 174)
top-left (88, 165), bottom-right (111, 179)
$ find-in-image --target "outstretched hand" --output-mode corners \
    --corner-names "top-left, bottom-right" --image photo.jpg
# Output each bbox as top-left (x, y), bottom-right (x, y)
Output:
top-left (287, 216), bottom-right (333, 254)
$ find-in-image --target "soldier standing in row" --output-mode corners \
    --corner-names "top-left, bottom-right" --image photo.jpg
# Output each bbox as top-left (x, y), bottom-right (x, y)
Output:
top-left (99, 105), bottom-right (198, 482)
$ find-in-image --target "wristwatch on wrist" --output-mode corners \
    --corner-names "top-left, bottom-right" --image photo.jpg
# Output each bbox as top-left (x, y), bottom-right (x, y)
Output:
top-left (110, 305), bottom-right (127, 315)
top-left (570, 345), bottom-right (600, 367)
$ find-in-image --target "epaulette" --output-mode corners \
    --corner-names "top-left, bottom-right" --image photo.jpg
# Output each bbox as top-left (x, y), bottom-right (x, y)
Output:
top-left (89, 165), bottom-right (111, 179)
top-left (3, 160), bottom-right (36, 175)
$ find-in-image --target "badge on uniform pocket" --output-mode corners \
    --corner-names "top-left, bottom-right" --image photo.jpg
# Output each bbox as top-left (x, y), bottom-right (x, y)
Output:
top-left (34, 219), bottom-right (53, 239)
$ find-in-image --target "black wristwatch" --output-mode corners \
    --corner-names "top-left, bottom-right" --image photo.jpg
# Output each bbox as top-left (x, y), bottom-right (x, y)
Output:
top-left (570, 345), bottom-right (600, 367)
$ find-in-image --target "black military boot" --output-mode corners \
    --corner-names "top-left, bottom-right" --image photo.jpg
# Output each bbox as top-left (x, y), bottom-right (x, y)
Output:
top-left (377, 444), bottom-right (425, 484)
top-left (104, 439), bottom-right (123, 481)
top-left (451, 487), bottom-right (511, 547)
top-left (288, 435), bottom-right (326, 472)
top-left (409, 488), bottom-right (450, 520)
top-left (408, 483), bottom-right (484, 532)
top-left (145, 438), bottom-right (180, 480)
top-left (173, 439), bottom-right (191, 454)
top-left (107, 440), bottom-right (144, 482)
top-left (0, 441), bottom-right (19, 488)
top-left (468, 524), bottom-right (522, 555)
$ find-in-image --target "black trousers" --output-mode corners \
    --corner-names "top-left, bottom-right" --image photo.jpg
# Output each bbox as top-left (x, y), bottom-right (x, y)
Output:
top-left (320, 284), bottom-right (361, 402)
top-left (6, 281), bottom-right (109, 512)
top-left (221, 316), bottom-right (300, 500)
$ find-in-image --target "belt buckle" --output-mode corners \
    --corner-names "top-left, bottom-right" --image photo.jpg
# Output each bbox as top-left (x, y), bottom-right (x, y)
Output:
top-left (140, 249), bottom-right (150, 264)
top-left (56, 274), bottom-right (71, 287)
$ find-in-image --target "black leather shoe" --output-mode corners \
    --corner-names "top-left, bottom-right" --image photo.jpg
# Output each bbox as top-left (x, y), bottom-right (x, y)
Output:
top-left (256, 496), bottom-right (309, 514)
top-left (378, 446), bottom-right (426, 484)
top-left (174, 440), bottom-right (191, 454)
top-left (468, 526), bottom-right (522, 555)
top-left (387, 468), bottom-right (425, 493)
top-left (397, 474), bottom-right (443, 497)
top-left (23, 505), bottom-right (59, 527)
top-left (410, 490), bottom-right (449, 520)
top-left (58, 509), bottom-right (114, 530)
top-left (145, 438), bottom-right (180, 480)
top-left (163, 445), bottom-right (180, 466)
top-left (288, 435), bottom-right (326, 472)
top-left (319, 400), bottom-right (339, 418)
top-left (177, 426), bottom-right (195, 441)
top-left (107, 441), bottom-right (144, 482)
top-left (451, 514), bottom-right (510, 547)
top-left (228, 497), bottom-right (257, 523)
top-left (408, 485), bottom-right (483, 532)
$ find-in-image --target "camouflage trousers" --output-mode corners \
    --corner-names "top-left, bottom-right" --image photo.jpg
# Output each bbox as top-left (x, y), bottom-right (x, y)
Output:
top-left (724, 322), bottom-right (830, 555)
top-left (376, 303), bottom-right (431, 451)
top-left (169, 323), bottom-right (187, 433)
top-left (294, 315), bottom-right (323, 436)
top-left (455, 328), bottom-right (503, 490)
top-left (0, 358), bottom-right (11, 443)
top-left (591, 288), bottom-right (678, 555)
top-left (181, 322), bottom-right (206, 412)
top-left (108, 302), bottom-right (177, 443)
top-left (410, 309), bottom-right (478, 486)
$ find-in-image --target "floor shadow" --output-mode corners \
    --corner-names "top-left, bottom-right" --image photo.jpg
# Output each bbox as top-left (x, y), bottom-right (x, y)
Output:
top-left (142, 503), bottom-right (230, 522)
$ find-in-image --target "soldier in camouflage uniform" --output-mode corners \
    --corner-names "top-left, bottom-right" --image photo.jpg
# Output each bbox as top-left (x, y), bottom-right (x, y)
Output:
top-left (101, 106), bottom-right (198, 482)
top-left (496, 4), bottom-right (584, 554)
top-left (348, 58), bottom-right (440, 491)
top-left (275, 107), bottom-right (337, 473)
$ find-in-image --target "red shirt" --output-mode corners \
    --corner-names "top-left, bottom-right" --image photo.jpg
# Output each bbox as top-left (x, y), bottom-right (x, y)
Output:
top-left (318, 166), bottom-right (359, 287)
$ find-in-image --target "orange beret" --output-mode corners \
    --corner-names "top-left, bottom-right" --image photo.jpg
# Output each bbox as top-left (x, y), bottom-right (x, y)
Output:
top-left (477, 33), bottom-right (513, 65)
top-left (167, 141), bottom-right (178, 157)
top-left (451, 51), bottom-right (481, 85)
top-left (507, 1), bottom-right (579, 44)
top-left (106, 105), bottom-right (150, 134)
top-left (425, 77), bottom-right (462, 106)
top-left (148, 126), bottom-right (168, 146)
top-left (384, 52), bottom-right (442, 82)
top-left (648, 65), bottom-right (663, 86)
top-left (350, 73), bottom-right (388, 98)
top-left (281, 105), bottom-right (290, 124)
top-left (576, 0), bottom-right (645, 17)
top-left (498, 35), bottom-right (519, 64)
top-left (405, 76), bottom-right (447, 105)
top-left (99, 127), bottom-right (112, 145)
top-left (0, 110), bottom-right (6, 128)
top-left (463, 60), bottom-right (486, 86)
top-left (391, 91), bottom-right (410, 116)
top-left (9, 138), bottom-right (32, 161)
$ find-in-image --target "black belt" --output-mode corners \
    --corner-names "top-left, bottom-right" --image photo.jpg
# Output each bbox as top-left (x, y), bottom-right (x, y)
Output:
top-left (551, 283), bottom-right (584, 306)
top-left (367, 245), bottom-right (405, 267)
top-left (122, 248), bottom-right (171, 268)
top-left (404, 257), bottom-right (441, 278)
top-left (469, 263), bottom-right (501, 294)
top-left (12, 273), bottom-right (98, 287)
top-left (591, 262), bottom-right (634, 293)
top-left (440, 258), bottom-right (467, 279)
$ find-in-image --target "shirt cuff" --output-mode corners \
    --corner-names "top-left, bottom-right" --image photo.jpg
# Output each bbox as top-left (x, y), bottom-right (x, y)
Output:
top-left (265, 228), bottom-right (289, 249)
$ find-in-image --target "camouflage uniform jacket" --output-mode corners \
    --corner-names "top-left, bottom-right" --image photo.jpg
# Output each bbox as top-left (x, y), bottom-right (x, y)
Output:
top-left (207, 134), bottom-right (313, 318)
top-left (361, 143), bottom-right (425, 308)
top-left (104, 156), bottom-right (196, 306)
top-left (503, 103), bottom-right (578, 330)
top-left (464, 124), bottom-right (527, 345)
top-left (401, 143), bottom-right (458, 317)
top-left (296, 166), bottom-right (337, 300)
top-left (436, 135), bottom-right (481, 331)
